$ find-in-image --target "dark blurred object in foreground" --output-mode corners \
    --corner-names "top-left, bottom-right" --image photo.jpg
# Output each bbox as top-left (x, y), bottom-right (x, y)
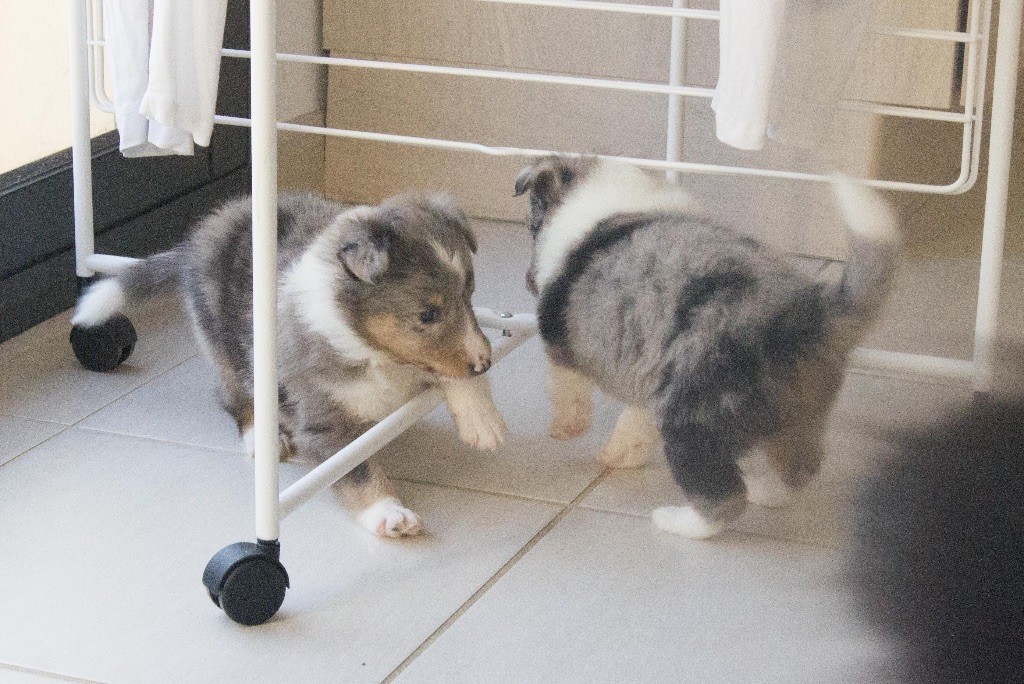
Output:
top-left (852, 348), bottom-right (1024, 684)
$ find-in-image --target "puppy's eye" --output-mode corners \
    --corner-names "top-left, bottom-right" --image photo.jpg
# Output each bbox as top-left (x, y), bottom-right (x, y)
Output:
top-left (419, 308), bottom-right (439, 325)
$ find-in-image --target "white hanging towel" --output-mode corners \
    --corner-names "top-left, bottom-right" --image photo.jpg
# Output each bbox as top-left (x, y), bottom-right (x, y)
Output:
top-left (712, 0), bottom-right (788, 151)
top-left (102, 0), bottom-right (228, 157)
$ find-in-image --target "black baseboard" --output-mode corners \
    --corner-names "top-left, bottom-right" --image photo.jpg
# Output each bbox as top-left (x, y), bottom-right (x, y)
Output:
top-left (0, 168), bottom-right (251, 343)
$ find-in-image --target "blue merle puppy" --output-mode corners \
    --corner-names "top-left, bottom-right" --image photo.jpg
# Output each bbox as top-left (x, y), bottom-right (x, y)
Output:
top-left (515, 156), bottom-right (900, 538)
top-left (73, 192), bottom-right (505, 538)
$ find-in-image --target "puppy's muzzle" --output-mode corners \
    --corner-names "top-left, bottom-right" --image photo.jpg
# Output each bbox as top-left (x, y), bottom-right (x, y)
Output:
top-left (469, 356), bottom-right (492, 376)
top-left (465, 324), bottom-right (493, 376)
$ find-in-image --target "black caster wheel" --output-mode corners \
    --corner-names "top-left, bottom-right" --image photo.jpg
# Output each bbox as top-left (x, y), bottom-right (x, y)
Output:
top-left (69, 314), bottom-right (137, 372)
top-left (203, 540), bottom-right (288, 626)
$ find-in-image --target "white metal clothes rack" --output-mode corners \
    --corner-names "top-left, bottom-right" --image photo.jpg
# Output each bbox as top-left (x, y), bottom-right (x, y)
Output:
top-left (65, 0), bottom-right (1021, 624)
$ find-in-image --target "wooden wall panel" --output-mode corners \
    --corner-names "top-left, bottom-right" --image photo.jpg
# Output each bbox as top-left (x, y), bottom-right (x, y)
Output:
top-left (844, 0), bottom-right (965, 108)
top-left (324, 65), bottom-right (668, 221)
top-left (322, 0), bottom-right (964, 256)
top-left (323, 0), bottom-right (674, 80)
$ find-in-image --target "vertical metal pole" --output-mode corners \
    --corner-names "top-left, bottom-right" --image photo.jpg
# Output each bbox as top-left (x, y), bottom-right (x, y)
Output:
top-left (251, 0), bottom-right (280, 541)
top-left (665, 0), bottom-right (687, 181)
top-left (974, 0), bottom-right (1022, 393)
top-left (68, 0), bottom-right (95, 279)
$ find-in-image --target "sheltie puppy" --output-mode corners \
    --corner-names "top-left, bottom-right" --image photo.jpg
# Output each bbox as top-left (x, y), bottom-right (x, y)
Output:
top-left (73, 192), bottom-right (506, 537)
top-left (515, 156), bottom-right (899, 538)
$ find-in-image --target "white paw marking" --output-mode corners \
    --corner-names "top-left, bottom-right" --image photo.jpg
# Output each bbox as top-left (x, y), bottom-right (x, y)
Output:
top-left (743, 472), bottom-right (795, 508)
top-left (652, 506), bottom-right (724, 539)
top-left (358, 498), bottom-right (423, 538)
top-left (241, 428), bottom-right (291, 461)
top-left (454, 404), bottom-right (507, 452)
top-left (72, 279), bottom-right (126, 327)
top-left (599, 430), bottom-right (656, 469)
top-left (242, 427), bottom-right (255, 458)
top-left (549, 400), bottom-right (591, 440)
top-left (739, 449), bottom-right (795, 508)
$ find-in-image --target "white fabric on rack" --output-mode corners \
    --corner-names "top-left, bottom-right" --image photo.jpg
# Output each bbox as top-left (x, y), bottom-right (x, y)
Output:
top-left (140, 0), bottom-right (228, 149)
top-left (102, 0), bottom-right (228, 157)
top-left (712, 0), bottom-right (788, 151)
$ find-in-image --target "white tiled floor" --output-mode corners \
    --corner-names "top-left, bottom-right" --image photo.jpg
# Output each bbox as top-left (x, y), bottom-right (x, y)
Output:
top-left (0, 219), bottom-right (1019, 684)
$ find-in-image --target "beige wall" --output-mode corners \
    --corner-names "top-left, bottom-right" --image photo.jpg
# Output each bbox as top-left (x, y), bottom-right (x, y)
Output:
top-left (0, 1), bottom-right (116, 174)
top-left (277, 0), bottom-right (327, 192)
top-left (319, 0), bottom-right (970, 260)
top-left (0, 0), bottom-right (325, 189)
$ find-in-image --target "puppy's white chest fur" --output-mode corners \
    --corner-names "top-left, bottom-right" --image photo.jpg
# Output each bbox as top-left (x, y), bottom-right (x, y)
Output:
top-left (534, 161), bottom-right (698, 290)
top-left (327, 359), bottom-right (428, 423)
top-left (281, 233), bottom-right (430, 423)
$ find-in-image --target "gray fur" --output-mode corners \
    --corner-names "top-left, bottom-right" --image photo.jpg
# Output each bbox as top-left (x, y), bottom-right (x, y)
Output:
top-left (514, 155), bottom-right (596, 294)
top-left (117, 248), bottom-right (185, 303)
top-left (84, 191), bottom-right (484, 513)
top-left (523, 157), bottom-right (900, 526)
top-left (835, 227), bottom-right (900, 325)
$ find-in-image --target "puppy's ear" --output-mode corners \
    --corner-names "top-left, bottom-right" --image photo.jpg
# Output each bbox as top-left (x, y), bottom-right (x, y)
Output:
top-left (426, 194), bottom-right (477, 253)
top-left (514, 159), bottom-right (563, 198)
top-left (514, 162), bottom-right (543, 197)
top-left (337, 213), bottom-right (392, 284)
top-left (515, 155), bottom-right (586, 199)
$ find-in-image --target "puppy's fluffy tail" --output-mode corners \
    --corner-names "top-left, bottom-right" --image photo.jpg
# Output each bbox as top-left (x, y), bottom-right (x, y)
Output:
top-left (71, 248), bottom-right (184, 327)
top-left (828, 175), bottom-right (901, 328)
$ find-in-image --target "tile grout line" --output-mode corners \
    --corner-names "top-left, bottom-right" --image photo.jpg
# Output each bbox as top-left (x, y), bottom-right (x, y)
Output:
top-left (0, 414), bottom-right (69, 428)
top-left (0, 425), bottom-right (73, 471)
top-left (65, 353), bottom-right (201, 430)
top-left (0, 662), bottom-right (105, 684)
top-left (391, 475), bottom-right (595, 508)
top-left (379, 469), bottom-right (611, 684)
top-left (74, 424), bottom-right (242, 455)
top-left (0, 354), bottom-right (200, 470)
top-left (2, 352), bottom-right (200, 429)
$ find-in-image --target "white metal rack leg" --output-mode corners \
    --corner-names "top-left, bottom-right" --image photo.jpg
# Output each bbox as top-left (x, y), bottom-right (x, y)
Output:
top-left (974, 0), bottom-right (1023, 393)
top-left (68, 0), bottom-right (95, 283)
top-left (201, 0), bottom-right (292, 627)
top-left (249, 0), bottom-right (281, 549)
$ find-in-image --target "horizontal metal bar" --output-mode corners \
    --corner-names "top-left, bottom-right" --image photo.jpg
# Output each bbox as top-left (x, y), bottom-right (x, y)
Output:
top-left (84, 254), bottom-right (141, 273)
top-left (221, 49), bottom-right (716, 98)
top-left (841, 100), bottom-right (972, 123)
top-left (873, 27), bottom-right (976, 43)
top-left (89, 24), bottom-right (976, 48)
top-left (472, 0), bottom-right (979, 43)
top-left (212, 115), bottom-right (974, 194)
top-left (83, 41), bottom-right (977, 116)
top-left (279, 311), bottom-right (539, 519)
top-left (278, 391), bottom-right (443, 519)
top-left (850, 348), bottom-right (975, 382)
top-left (218, 50), bottom-right (972, 124)
top-left (473, 0), bottom-right (720, 19)
top-left (78, 254), bottom-right (979, 384)
top-left (474, 309), bottom-right (540, 336)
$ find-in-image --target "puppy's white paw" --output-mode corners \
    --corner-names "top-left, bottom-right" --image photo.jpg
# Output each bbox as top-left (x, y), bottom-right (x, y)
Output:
top-left (652, 506), bottom-right (724, 539)
top-left (240, 427), bottom-right (291, 462)
top-left (599, 432), bottom-right (656, 469)
top-left (744, 472), bottom-right (795, 508)
top-left (454, 405), bottom-right (507, 452)
top-left (242, 427), bottom-right (255, 459)
top-left (549, 401), bottom-right (592, 440)
top-left (358, 497), bottom-right (424, 538)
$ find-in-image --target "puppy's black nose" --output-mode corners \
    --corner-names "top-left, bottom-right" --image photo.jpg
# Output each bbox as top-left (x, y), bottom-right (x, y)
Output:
top-left (469, 358), bottom-right (491, 376)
